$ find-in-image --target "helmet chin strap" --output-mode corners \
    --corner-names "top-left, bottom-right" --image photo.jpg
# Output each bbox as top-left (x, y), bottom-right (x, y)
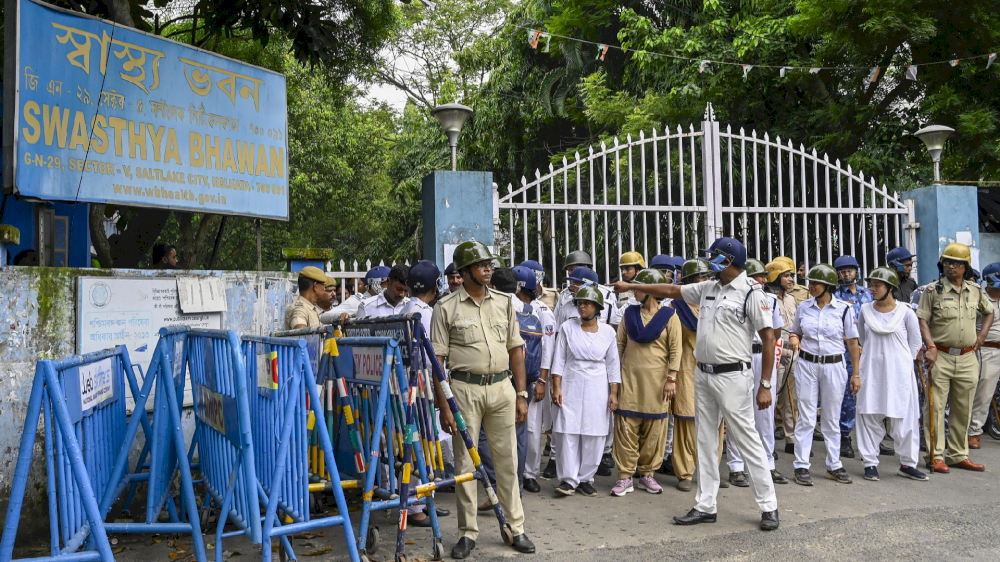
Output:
top-left (465, 267), bottom-right (487, 287)
top-left (580, 311), bottom-right (599, 322)
top-left (815, 284), bottom-right (829, 300)
top-left (876, 288), bottom-right (893, 302)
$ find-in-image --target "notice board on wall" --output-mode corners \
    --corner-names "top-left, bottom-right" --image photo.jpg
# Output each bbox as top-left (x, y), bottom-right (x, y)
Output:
top-left (77, 276), bottom-right (222, 410)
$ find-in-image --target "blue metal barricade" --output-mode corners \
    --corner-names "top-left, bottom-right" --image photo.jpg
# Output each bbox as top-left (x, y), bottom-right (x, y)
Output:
top-left (179, 328), bottom-right (261, 562)
top-left (240, 335), bottom-right (360, 562)
top-left (0, 337), bottom-right (206, 562)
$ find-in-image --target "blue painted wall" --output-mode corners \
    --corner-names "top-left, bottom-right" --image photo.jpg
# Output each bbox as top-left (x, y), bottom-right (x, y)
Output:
top-left (1, 197), bottom-right (91, 267)
top-left (982, 233), bottom-right (1000, 268)
top-left (421, 171), bottom-right (495, 269)
top-left (905, 184), bottom-right (981, 284)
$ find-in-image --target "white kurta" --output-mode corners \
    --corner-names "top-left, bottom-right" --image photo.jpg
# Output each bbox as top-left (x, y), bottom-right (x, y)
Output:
top-left (550, 319), bottom-right (620, 436)
top-left (856, 302), bottom-right (922, 418)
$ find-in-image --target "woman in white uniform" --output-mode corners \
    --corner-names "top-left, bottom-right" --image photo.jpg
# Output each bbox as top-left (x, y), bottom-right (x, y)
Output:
top-left (550, 286), bottom-right (621, 497)
top-left (855, 267), bottom-right (928, 482)
top-left (788, 264), bottom-right (861, 486)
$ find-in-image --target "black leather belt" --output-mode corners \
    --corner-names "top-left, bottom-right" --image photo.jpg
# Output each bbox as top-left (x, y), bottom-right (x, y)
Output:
top-left (800, 351), bottom-right (843, 364)
top-left (752, 343), bottom-right (763, 354)
top-left (450, 370), bottom-right (511, 386)
top-left (697, 361), bottom-right (750, 374)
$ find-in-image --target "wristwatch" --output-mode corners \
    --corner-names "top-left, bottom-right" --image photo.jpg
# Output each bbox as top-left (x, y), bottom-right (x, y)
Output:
top-left (517, 391), bottom-right (529, 399)
top-left (760, 379), bottom-right (772, 389)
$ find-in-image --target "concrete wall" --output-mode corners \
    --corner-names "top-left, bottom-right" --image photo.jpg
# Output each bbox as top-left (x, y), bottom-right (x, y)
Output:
top-left (981, 233), bottom-right (1000, 268)
top-left (0, 266), bottom-right (296, 541)
top-left (906, 184), bottom-right (981, 285)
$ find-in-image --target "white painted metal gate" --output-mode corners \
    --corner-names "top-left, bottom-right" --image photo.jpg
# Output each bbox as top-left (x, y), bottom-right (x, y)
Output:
top-left (496, 104), bottom-right (916, 284)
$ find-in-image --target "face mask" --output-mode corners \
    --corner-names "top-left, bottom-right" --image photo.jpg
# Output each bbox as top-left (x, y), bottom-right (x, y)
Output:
top-left (985, 274), bottom-right (1000, 290)
top-left (709, 254), bottom-right (730, 272)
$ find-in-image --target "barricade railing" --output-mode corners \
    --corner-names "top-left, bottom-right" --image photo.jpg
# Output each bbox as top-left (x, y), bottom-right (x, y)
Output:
top-left (276, 313), bottom-right (513, 559)
top-left (0, 338), bottom-right (205, 562)
top-left (178, 328), bottom-right (261, 562)
top-left (239, 335), bottom-right (359, 562)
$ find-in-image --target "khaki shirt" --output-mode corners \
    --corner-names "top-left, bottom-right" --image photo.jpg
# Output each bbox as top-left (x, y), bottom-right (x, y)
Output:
top-left (775, 291), bottom-right (798, 345)
top-left (431, 286), bottom-right (525, 375)
top-left (539, 287), bottom-right (560, 311)
top-left (616, 304), bottom-right (682, 416)
top-left (916, 279), bottom-right (994, 348)
top-left (671, 304), bottom-right (699, 419)
top-left (284, 295), bottom-right (322, 330)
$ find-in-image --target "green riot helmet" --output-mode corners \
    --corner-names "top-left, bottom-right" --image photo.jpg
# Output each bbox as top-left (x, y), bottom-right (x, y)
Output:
top-left (453, 240), bottom-right (493, 270)
top-left (744, 258), bottom-right (767, 278)
top-left (634, 268), bottom-right (667, 285)
top-left (681, 259), bottom-right (714, 283)
top-left (491, 254), bottom-right (506, 269)
top-left (573, 285), bottom-right (605, 310)
top-left (806, 263), bottom-right (839, 287)
top-left (866, 266), bottom-right (900, 289)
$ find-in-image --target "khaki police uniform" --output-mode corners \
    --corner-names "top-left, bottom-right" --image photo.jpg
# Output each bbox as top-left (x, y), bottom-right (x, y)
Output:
top-left (970, 291), bottom-right (1000, 437)
top-left (679, 272), bottom-right (777, 515)
top-left (284, 266), bottom-right (327, 330)
top-left (774, 290), bottom-right (799, 445)
top-left (430, 286), bottom-right (526, 541)
top-left (917, 279), bottom-right (994, 464)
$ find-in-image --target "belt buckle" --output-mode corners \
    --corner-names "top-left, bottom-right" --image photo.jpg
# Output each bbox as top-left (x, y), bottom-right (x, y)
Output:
top-left (948, 347), bottom-right (962, 356)
top-left (703, 364), bottom-right (715, 374)
top-left (479, 374), bottom-right (490, 386)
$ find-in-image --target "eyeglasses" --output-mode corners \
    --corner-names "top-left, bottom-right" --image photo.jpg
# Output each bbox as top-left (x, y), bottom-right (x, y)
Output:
top-left (942, 259), bottom-right (965, 269)
top-left (471, 262), bottom-right (494, 271)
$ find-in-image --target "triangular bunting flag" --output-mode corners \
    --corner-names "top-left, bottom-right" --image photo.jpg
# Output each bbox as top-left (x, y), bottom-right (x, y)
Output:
top-left (905, 65), bottom-right (918, 81)
top-left (596, 44), bottom-right (609, 61)
top-left (809, 67), bottom-right (821, 74)
top-left (988, 53), bottom-right (997, 69)
top-left (949, 59), bottom-right (959, 67)
top-left (780, 66), bottom-right (791, 77)
top-left (543, 33), bottom-right (551, 53)
top-left (868, 66), bottom-right (881, 83)
top-left (742, 64), bottom-right (753, 79)
top-left (529, 29), bottom-right (543, 50)
top-left (699, 60), bottom-right (710, 73)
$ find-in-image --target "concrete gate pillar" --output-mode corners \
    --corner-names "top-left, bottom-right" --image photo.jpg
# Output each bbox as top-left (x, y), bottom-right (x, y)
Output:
top-left (421, 171), bottom-right (495, 270)
top-left (905, 184), bottom-right (981, 284)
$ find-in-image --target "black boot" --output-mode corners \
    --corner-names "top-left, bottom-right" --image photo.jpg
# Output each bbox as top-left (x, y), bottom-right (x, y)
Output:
top-left (541, 458), bottom-right (557, 480)
top-left (840, 435), bottom-right (855, 459)
top-left (596, 453), bottom-right (614, 477)
top-left (658, 454), bottom-right (675, 475)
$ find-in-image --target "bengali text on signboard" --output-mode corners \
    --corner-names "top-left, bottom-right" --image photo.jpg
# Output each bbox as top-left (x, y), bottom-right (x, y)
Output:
top-left (9, 0), bottom-right (289, 219)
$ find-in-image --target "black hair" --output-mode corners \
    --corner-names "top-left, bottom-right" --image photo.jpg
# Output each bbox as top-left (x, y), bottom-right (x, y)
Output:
top-left (297, 275), bottom-right (316, 293)
top-left (388, 264), bottom-right (410, 285)
top-left (491, 267), bottom-right (519, 294)
top-left (542, 273), bottom-right (551, 286)
top-left (521, 288), bottom-right (540, 301)
top-left (151, 242), bottom-right (175, 264)
top-left (13, 249), bottom-right (39, 266)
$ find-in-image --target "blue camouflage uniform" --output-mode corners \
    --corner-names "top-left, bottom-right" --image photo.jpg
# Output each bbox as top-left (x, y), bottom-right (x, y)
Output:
top-left (832, 284), bottom-right (873, 437)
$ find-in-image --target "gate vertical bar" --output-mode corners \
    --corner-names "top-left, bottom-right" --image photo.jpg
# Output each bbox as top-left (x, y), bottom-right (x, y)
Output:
top-left (702, 107), bottom-right (723, 242)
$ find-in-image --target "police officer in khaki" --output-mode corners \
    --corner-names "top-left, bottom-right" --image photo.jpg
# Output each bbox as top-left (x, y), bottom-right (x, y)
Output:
top-left (431, 240), bottom-right (536, 559)
top-left (284, 266), bottom-right (327, 329)
top-left (918, 243), bottom-right (995, 473)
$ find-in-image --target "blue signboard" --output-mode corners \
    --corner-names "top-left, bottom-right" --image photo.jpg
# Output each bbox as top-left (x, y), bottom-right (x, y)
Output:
top-left (9, 0), bottom-right (288, 219)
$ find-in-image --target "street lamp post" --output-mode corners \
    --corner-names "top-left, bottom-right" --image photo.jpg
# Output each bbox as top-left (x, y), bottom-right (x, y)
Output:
top-left (431, 103), bottom-right (473, 171)
top-left (913, 125), bottom-right (955, 182)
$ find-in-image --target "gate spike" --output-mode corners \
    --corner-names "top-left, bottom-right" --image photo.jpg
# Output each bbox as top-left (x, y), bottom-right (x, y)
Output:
top-left (589, 146), bottom-right (594, 157)
top-left (652, 128), bottom-right (658, 138)
top-left (601, 141), bottom-right (607, 151)
top-left (639, 130), bottom-right (645, 141)
top-left (364, 259), bottom-right (371, 269)
top-left (627, 133), bottom-right (632, 144)
top-left (535, 169), bottom-right (541, 180)
top-left (812, 148), bottom-right (818, 158)
top-left (726, 124), bottom-right (732, 134)
top-left (339, 259), bottom-right (346, 270)
top-left (575, 151), bottom-right (581, 162)
top-left (614, 137), bottom-right (620, 147)
top-left (562, 156), bottom-right (568, 166)
top-left (676, 125), bottom-right (683, 135)
top-left (549, 163), bottom-right (555, 173)
top-left (740, 126), bottom-right (745, 136)
top-left (752, 129), bottom-right (758, 139)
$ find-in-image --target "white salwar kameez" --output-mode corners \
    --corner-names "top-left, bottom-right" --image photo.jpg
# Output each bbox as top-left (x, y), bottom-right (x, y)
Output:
top-left (855, 302), bottom-right (923, 468)
top-left (550, 319), bottom-right (621, 487)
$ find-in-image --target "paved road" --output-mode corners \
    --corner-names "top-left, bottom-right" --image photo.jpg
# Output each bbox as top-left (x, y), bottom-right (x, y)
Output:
top-left (18, 435), bottom-right (1000, 561)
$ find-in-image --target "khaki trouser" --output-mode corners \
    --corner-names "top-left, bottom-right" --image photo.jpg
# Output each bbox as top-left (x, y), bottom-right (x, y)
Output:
top-left (775, 352), bottom-right (797, 443)
top-left (969, 346), bottom-right (1000, 436)
top-left (672, 418), bottom-right (724, 481)
top-left (923, 352), bottom-right (979, 465)
top-left (452, 379), bottom-right (525, 541)
top-left (612, 415), bottom-right (668, 479)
